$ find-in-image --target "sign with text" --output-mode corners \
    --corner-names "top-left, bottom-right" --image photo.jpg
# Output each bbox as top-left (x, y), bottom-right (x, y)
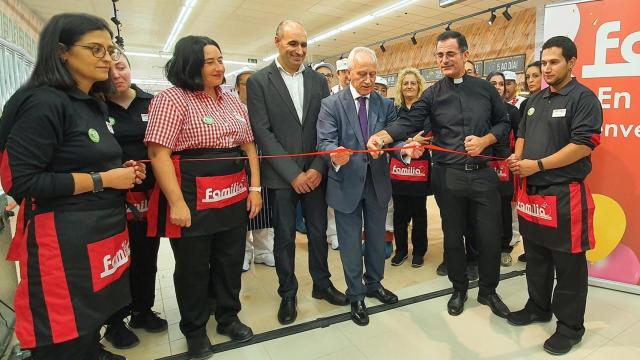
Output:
top-left (420, 67), bottom-right (444, 82)
top-left (482, 54), bottom-right (526, 76)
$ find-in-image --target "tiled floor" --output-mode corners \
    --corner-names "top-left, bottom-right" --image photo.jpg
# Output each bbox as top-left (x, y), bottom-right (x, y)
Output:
top-left (91, 197), bottom-right (640, 359)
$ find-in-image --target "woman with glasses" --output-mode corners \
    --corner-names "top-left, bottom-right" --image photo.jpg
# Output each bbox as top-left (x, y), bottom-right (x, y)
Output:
top-left (388, 68), bottom-right (432, 268)
top-left (0, 13), bottom-right (144, 360)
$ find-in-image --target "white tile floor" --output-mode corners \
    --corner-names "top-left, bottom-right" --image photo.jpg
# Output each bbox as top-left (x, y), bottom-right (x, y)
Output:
top-left (93, 197), bottom-right (640, 360)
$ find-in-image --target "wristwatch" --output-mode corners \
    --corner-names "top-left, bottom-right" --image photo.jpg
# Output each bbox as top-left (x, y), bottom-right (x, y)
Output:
top-left (537, 159), bottom-right (545, 172)
top-left (249, 186), bottom-right (262, 193)
top-left (91, 172), bottom-right (104, 192)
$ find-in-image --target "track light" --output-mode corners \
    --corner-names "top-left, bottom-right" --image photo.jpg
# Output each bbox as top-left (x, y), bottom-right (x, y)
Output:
top-left (502, 6), bottom-right (512, 21)
top-left (380, 43), bottom-right (386, 52)
top-left (110, 16), bottom-right (121, 26)
top-left (488, 10), bottom-right (497, 25)
top-left (445, 23), bottom-right (451, 31)
top-left (410, 34), bottom-right (417, 45)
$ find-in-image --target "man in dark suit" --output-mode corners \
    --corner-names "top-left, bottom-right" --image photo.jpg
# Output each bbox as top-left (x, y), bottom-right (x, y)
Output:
top-left (247, 20), bottom-right (347, 325)
top-left (317, 47), bottom-right (418, 326)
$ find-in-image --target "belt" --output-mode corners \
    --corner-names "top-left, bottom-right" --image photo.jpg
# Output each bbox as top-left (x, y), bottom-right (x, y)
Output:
top-left (435, 162), bottom-right (488, 171)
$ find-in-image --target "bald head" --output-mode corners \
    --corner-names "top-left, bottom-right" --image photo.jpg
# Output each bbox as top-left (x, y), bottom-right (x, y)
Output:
top-left (274, 20), bottom-right (308, 74)
top-left (276, 20), bottom-right (305, 38)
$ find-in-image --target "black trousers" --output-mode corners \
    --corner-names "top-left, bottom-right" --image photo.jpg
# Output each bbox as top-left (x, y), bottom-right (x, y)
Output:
top-left (30, 330), bottom-right (100, 360)
top-left (170, 223), bottom-right (245, 338)
top-left (392, 194), bottom-right (427, 256)
top-left (499, 194), bottom-right (514, 252)
top-left (432, 165), bottom-right (501, 296)
top-left (523, 239), bottom-right (588, 339)
top-left (105, 220), bottom-right (160, 325)
top-left (269, 185), bottom-right (331, 298)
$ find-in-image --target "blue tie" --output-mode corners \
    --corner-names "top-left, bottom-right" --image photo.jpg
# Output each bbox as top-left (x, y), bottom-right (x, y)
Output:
top-left (358, 96), bottom-right (368, 140)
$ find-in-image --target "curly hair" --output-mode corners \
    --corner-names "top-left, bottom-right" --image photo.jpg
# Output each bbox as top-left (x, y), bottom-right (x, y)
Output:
top-left (394, 67), bottom-right (428, 108)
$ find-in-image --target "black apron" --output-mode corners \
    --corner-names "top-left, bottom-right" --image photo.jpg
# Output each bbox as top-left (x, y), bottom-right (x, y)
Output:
top-left (147, 148), bottom-right (248, 239)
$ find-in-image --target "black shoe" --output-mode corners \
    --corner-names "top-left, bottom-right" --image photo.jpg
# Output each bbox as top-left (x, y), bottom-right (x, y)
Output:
top-left (350, 300), bottom-right (369, 326)
top-left (312, 284), bottom-right (348, 306)
top-left (97, 347), bottom-right (126, 360)
top-left (436, 262), bottom-right (448, 276)
top-left (365, 286), bottom-right (398, 304)
top-left (277, 297), bottom-right (297, 325)
top-left (186, 334), bottom-right (213, 360)
top-left (543, 331), bottom-right (582, 355)
top-left (447, 291), bottom-right (467, 316)
top-left (390, 252), bottom-right (408, 266)
top-left (507, 308), bottom-right (553, 326)
top-left (104, 321), bottom-right (140, 350)
top-left (518, 253), bottom-right (527, 262)
top-left (216, 320), bottom-right (254, 342)
top-left (466, 262), bottom-right (479, 281)
top-left (129, 310), bottom-right (168, 333)
top-left (477, 293), bottom-right (510, 318)
top-left (411, 256), bottom-right (424, 268)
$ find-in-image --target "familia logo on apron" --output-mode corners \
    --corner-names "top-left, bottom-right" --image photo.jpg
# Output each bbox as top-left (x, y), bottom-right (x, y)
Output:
top-left (390, 158), bottom-right (429, 182)
top-left (126, 192), bottom-right (149, 221)
top-left (86, 230), bottom-right (131, 292)
top-left (196, 170), bottom-right (248, 210)
top-left (516, 179), bottom-right (558, 228)
top-left (490, 160), bottom-right (510, 182)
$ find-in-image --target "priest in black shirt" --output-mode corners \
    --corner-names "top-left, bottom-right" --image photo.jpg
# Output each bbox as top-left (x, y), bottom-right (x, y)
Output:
top-left (368, 31), bottom-right (510, 318)
top-left (507, 36), bottom-right (602, 356)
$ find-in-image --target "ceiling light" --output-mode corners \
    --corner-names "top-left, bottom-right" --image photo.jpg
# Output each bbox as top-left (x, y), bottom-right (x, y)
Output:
top-left (163, 0), bottom-right (198, 53)
top-left (488, 10), bottom-right (497, 25)
top-left (126, 51), bottom-right (254, 66)
top-left (262, 0), bottom-right (416, 61)
top-left (410, 34), bottom-right (417, 45)
top-left (502, 6), bottom-right (513, 21)
top-left (445, 23), bottom-right (451, 31)
top-left (380, 43), bottom-right (386, 52)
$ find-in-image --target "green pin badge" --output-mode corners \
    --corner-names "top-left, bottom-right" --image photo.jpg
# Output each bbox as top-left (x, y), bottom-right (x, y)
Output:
top-left (527, 107), bottom-right (535, 116)
top-left (88, 128), bottom-right (100, 143)
top-left (203, 116), bottom-right (214, 125)
top-left (108, 116), bottom-right (116, 125)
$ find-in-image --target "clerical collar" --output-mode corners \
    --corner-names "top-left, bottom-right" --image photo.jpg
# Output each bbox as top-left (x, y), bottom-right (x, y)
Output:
top-left (453, 77), bottom-right (464, 84)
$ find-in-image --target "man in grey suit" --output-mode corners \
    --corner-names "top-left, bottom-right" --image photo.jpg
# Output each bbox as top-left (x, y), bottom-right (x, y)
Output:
top-left (247, 20), bottom-right (348, 325)
top-left (317, 47), bottom-right (419, 326)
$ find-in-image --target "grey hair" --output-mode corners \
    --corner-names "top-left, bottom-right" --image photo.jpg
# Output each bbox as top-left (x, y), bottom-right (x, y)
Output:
top-left (346, 47), bottom-right (377, 69)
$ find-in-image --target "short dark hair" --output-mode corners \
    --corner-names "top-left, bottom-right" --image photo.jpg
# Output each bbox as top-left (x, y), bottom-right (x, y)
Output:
top-left (526, 61), bottom-right (541, 71)
top-left (436, 31), bottom-right (468, 52)
top-left (165, 36), bottom-right (221, 91)
top-left (26, 13), bottom-right (114, 94)
top-left (542, 36), bottom-right (577, 62)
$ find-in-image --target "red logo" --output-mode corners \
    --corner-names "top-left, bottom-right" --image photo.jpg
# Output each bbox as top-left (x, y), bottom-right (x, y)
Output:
top-left (126, 192), bottom-right (148, 220)
top-left (87, 230), bottom-right (130, 292)
top-left (390, 158), bottom-right (429, 182)
top-left (516, 195), bottom-right (558, 228)
top-left (490, 161), bottom-right (510, 182)
top-left (196, 171), bottom-right (248, 210)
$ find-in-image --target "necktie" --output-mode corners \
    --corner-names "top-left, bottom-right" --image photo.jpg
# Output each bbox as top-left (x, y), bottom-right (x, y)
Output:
top-left (357, 96), bottom-right (368, 139)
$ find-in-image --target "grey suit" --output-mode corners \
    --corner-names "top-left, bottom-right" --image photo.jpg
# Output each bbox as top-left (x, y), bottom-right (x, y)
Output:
top-left (317, 88), bottom-right (398, 301)
top-left (247, 62), bottom-right (332, 298)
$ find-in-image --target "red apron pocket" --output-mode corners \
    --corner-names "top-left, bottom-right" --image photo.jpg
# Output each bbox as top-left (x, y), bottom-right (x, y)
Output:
top-left (490, 160), bottom-right (510, 182)
top-left (87, 230), bottom-right (130, 292)
top-left (126, 191), bottom-right (148, 221)
top-left (516, 179), bottom-right (558, 228)
top-left (195, 170), bottom-right (248, 210)
top-left (390, 158), bottom-right (429, 182)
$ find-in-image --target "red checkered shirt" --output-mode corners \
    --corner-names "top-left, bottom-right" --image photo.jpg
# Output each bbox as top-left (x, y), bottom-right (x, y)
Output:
top-left (144, 86), bottom-right (254, 151)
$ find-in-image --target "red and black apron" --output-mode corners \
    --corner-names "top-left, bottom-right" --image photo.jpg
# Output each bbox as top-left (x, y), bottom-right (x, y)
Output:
top-left (389, 156), bottom-right (432, 197)
top-left (489, 160), bottom-right (513, 197)
top-left (147, 148), bottom-right (248, 238)
top-left (515, 178), bottom-right (596, 253)
top-left (7, 196), bottom-right (131, 349)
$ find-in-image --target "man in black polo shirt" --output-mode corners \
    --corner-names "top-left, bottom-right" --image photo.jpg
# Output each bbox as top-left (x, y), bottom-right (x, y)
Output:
top-left (506, 36), bottom-right (602, 355)
top-left (369, 31), bottom-right (510, 318)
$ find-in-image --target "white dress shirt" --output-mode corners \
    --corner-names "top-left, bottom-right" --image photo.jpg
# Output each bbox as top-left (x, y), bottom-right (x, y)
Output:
top-left (349, 84), bottom-right (370, 114)
top-left (275, 59), bottom-right (305, 122)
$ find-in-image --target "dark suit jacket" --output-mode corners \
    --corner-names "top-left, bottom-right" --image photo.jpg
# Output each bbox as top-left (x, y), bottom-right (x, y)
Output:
top-left (316, 88), bottom-right (399, 213)
top-left (247, 62), bottom-right (330, 189)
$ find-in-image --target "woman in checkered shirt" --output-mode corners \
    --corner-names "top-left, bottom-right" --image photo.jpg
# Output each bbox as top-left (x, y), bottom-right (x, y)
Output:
top-left (144, 36), bottom-right (261, 360)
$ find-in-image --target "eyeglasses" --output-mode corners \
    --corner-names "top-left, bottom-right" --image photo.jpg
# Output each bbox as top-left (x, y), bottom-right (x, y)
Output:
top-left (434, 51), bottom-right (461, 61)
top-left (72, 43), bottom-right (122, 61)
top-left (322, 73), bottom-right (334, 79)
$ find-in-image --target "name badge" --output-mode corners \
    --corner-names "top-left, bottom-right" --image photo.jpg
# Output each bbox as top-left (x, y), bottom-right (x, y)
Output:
top-left (552, 109), bottom-right (566, 118)
top-left (234, 113), bottom-right (246, 123)
top-left (140, 114), bottom-right (149, 122)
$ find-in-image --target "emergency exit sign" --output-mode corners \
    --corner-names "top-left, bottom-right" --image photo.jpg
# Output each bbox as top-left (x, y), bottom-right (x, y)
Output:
top-left (248, 58), bottom-right (258, 64)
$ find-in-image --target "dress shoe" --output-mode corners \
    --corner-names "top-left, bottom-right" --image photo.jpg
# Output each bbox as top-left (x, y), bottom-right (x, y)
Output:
top-left (216, 320), bottom-right (254, 342)
top-left (411, 255), bottom-right (424, 268)
top-left (350, 301), bottom-right (369, 326)
top-left (129, 310), bottom-right (168, 333)
top-left (390, 252), bottom-right (408, 266)
top-left (366, 286), bottom-right (398, 304)
top-left (477, 293), bottom-right (510, 318)
top-left (447, 291), bottom-right (467, 316)
top-left (312, 284), bottom-right (348, 306)
top-left (466, 262), bottom-right (479, 281)
top-left (186, 334), bottom-right (213, 360)
top-left (254, 253), bottom-right (275, 267)
top-left (518, 253), bottom-right (527, 262)
top-left (436, 262), bottom-right (448, 276)
top-left (277, 297), bottom-right (297, 325)
top-left (507, 308), bottom-right (552, 326)
top-left (104, 321), bottom-right (140, 349)
top-left (543, 330), bottom-right (581, 355)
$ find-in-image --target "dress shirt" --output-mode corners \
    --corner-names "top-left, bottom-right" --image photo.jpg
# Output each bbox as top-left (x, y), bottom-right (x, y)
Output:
top-left (275, 59), bottom-right (305, 122)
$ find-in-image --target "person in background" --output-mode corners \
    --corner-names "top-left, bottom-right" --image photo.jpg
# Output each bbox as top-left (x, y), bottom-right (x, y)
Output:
top-left (332, 58), bottom-right (350, 94)
top-left (235, 68), bottom-right (275, 271)
top-left (374, 75), bottom-right (394, 258)
top-left (146, 35), bottom-right (260, 360)
top-left (313, 62), bottom-right (335, 90)
top-left (464, 60), bottom-right (478, 77)
top-left (0, 13), bottom-right (144, 360)
top-left (504, 70), bottom-right (526, 108)
top-left (103, 52), bottom-right (168, 350)
top-left (389, 68), bottom-right (431, 268)
top-left (374, 76), bottom-right (388, 97)
top-left (486, 71), bottom-right (521, 267)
